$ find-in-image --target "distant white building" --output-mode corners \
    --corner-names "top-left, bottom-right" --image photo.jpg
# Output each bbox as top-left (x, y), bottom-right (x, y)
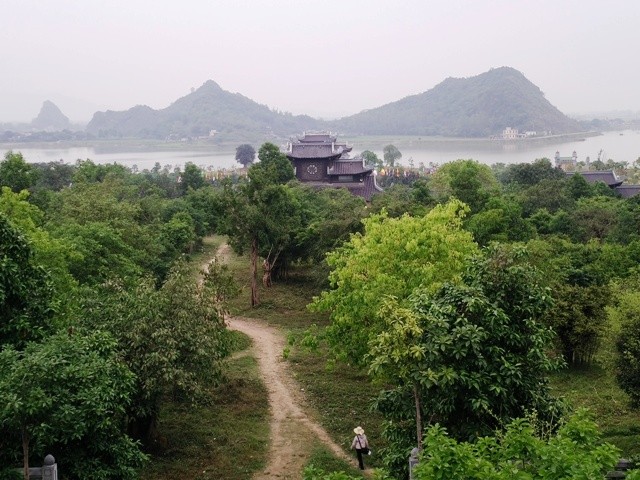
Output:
top-left (502, 127), bottom-right (526, 139)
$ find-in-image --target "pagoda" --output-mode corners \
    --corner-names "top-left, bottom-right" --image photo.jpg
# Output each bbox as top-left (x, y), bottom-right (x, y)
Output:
top-left (283, 132), bottom-right (382, 201)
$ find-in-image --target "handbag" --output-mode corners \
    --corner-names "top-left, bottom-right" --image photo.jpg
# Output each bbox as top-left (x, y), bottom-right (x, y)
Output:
top-left (356, 435), bottom-right (370, 455)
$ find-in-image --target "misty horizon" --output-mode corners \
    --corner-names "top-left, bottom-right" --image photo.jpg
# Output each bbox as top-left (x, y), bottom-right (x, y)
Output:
top-left (2, 0), bottom-right (639, 123)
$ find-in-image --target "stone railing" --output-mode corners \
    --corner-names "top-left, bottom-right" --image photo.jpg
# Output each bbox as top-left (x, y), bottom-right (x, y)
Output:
top-left (13, 454), bottom-right (57, 480)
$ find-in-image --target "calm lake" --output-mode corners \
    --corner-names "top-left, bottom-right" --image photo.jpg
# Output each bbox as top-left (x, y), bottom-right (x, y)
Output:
top-left (6, 130), bottom-right (640, 171)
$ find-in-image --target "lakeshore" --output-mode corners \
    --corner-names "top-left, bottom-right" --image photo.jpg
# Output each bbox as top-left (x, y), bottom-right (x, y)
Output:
top-left (3, 130), bottom-right (637, 171)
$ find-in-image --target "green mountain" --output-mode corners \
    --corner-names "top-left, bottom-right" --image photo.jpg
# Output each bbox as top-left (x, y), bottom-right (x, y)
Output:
top-left (333, 67), bottom-right (582, 137)
top-left (86, 81), bottom-right (321, 139)
top-left (86, 68), bottom-right (583, 140)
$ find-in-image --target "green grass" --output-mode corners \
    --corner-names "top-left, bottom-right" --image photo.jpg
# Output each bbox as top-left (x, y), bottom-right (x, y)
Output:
top-left (550, 364), bottom-right (640, 455)
top-left (186, 235), bottom-right (224, 277)
top-left (305, 444), bottom-right (369, 478)
top-left (141, 354), bottom-right (269, 480)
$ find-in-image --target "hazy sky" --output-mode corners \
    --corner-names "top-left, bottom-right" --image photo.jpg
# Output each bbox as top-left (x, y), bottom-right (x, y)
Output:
top-left (1, 0), bottom-right (639, 122)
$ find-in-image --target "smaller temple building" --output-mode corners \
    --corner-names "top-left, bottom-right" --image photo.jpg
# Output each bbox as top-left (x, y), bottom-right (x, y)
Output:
top-left (566, 170), bottom-right (640, 198)
top-left (283, 132), bottom-right (382, 201)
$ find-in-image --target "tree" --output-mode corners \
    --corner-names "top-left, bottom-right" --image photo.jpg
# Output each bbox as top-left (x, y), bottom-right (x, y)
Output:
top-left (310, 200), bottom-right (478, 364)
top-left (361, 150), bottom-right (383, 170)
top-left (548, 283), bottom-right (610, 365)
top-left (414, 410), bottom-right (619, 480)
top-left (179, 162), bottom-right (205, 194)
top-left (429, 159), bottom-right (500, 213)
top-left (497, 158), bottom-right (564, 186)
top-left (369, 183), bottom-right (432, 218)
top-left (0, 330), bottom-right (146, 480)
top-left (466, 196), bottom-right (535, 245)
top-left (613, 277), bottom-right (640, 406)
top-left (235, 143), bottom-right (256, 167)
top-left (0, 214), bottom-right (57, 349)
top-left (383, 145), bottom-right (402, 167)
top-left (223, 142), bottom-right (297, 306)
top-left (0, 151), bottom-right (39, 192)
top-left (369, 245), bottom-right (564, 477)
top-left (80, 262), bottom-right (230, 441)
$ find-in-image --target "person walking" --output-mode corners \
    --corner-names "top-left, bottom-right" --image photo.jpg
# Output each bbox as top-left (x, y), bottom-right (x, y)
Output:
top-left (351, 426), bottom-right (370, 470)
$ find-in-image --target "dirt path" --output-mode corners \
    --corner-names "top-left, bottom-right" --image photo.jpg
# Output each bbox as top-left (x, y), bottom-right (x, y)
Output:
top-left (209, 244), bottom-right (361, 479)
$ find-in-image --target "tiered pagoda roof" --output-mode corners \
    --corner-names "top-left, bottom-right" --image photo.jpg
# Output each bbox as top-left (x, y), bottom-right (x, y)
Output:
top-left (285, 131), bottom-right (352, 160)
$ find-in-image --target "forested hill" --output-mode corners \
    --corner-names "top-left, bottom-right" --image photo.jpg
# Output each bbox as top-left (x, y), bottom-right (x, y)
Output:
top-left (85, 68), bottom-right (582, 140)
top-left (332, 67), bottom-right (582, 137)
top-left (85, 80), bottom-right (322, 139)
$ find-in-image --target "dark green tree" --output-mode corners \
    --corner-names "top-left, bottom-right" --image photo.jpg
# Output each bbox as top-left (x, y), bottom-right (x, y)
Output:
top-left (235, 143), bottom-right (256, 167)
top-left (0, 151), bottom-right (40, 192)
top-left (0, 330), bottom-right (146, 480)
top-left (223, 142), bottom-right (297, 305)
top-left (179, 162), bottom-right (205, 194)
top-left (0, 214), bottom-right (57, 349)
top-left (80, 262), bottom-right (230, 442)
top-left (369, 245), bottom-right (564, 476)
top-left (429, 159), bottom-right (499, 213)
top-left (383, 144), bottom-right (402, 167)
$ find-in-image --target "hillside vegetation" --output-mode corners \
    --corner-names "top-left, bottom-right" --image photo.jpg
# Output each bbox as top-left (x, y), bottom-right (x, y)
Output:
top-left (336, 67), bottom-right (582, 137)
top-left (86, 80), bottom-right (321, 139)
top-left (83, 67), bottom-right (581, 140)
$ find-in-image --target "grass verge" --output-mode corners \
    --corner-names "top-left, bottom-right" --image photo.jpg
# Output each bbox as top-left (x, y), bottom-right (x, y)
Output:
top-left (142, 351), bottom-right (268, 480)
top-left (550, 364), bottom-right (640, 455)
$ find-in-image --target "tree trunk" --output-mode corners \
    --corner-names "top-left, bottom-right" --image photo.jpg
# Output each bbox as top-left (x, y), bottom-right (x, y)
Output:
top-left (250, 237), bottom-right (259, 307)
top-left (21, 425), bottom-right (29, 480)
top-left (262, 259), bottom-right (272, 288)
top-left (413, 384), bottom-right (423, 451)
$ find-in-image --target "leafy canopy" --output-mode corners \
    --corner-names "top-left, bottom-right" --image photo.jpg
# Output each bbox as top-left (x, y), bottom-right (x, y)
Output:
top-left (311, 200), bottom-right (477, 364)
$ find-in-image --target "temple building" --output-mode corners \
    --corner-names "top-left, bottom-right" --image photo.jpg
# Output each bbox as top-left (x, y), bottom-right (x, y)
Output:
top-left (566, 170), bottom-right (640, 197)
top-left (283, 132), bottom-right (382, 201)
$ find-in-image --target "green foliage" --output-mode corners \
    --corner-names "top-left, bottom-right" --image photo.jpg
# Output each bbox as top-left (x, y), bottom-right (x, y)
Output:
top-left (466, 196), bottom-right (534, 245)
top-left (250, 142), bottom-right (295, 189)
top-left (235, 143), bottom-right (256, 167)
top-left (369, 183), bottom-right (432, 218)
top-left (0, 330), bottom-right (147, 480)
top-left (361, 150), bottom-right (382, 170)
top-left (382, 145), bottom-right (402, 167)
top-left (0, 151), bottom-right (39, 192)
top-left (311, 200), bottom-right (478, 364)
top-left (72, 159), bottom-right (130, 184)
top-left (614, 280), bottom-right (640, 407)
top-left (0, 214), bottom-right (57, 349)
top-left (368, 245), bottom-right (565, 477)
top-left (497, 158), bottom-right (564, 186)
top-left (293, 186), bottom-right (367, 266)
top-left (517, 178), bottom-right (573, 216)
top-left (429, 160), bottom-right (499, 213)
top-left (179, 162), bottom-right (205, 194)
top-left (414, 409), bottom-right (620, 479)
top-left (566, 172), bottom-right (595, 200)
top-left (79, 262), bottom-right (230, 439)
top-left (548, 284), bottom-right (610, 365)
top-left (569, 196), bottom-right (624, 242)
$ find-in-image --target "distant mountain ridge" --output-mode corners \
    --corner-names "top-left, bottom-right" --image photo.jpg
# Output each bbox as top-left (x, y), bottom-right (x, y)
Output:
top-left (86, 68), bottom-right (583, 140)
top-left (86, 80), bottom-right (321, 139)
top-left (334, 67), bottom-right (582, 137)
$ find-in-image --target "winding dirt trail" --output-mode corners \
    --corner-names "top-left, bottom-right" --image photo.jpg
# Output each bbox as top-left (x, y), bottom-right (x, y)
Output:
top-left (210, 244), bottom-right (360, 479)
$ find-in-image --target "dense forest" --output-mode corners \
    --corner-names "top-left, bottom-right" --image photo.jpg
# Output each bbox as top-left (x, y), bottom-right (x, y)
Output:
top-left (3, 147), bottom-right (640, 479)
